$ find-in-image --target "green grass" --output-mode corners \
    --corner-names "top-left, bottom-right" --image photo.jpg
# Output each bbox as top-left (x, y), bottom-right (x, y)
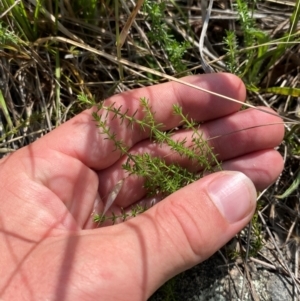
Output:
top-left (0, 0), bottom-right (300, 300)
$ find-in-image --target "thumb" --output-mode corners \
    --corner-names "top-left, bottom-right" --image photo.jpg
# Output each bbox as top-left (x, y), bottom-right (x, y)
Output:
top-left (127, 171), bottom-right (257, 297)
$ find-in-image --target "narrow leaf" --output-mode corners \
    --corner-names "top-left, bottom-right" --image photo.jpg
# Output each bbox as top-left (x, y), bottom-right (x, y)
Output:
top-left (102, 179), bottom-right (124, 216)
top-left (275, 171), bottom-right (300, 199)
top-left (119, 0), bottom-right (145, 48)
top-left (261, 87), bottom-right (300, 97)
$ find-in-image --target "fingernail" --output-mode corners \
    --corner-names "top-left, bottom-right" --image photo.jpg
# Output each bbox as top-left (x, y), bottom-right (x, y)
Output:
top-left (208, 171), bottom-right (256, 223)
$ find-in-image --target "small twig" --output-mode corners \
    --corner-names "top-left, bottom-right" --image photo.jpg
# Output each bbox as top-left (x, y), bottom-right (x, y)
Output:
top-left (240, 222), bottom-right (255, 301)
top-left (0, 0), bottom-right (21, 19)
top-left (249, 257), bottom-right (277, 271)
top-left (258, 211), bottom-right (300, 294)
top-left (199, 0), bottom-right (215, 73)
top-left (27, 0), bottom-right (84, 43)
top-left (294, 227), bottom-right (299, 301)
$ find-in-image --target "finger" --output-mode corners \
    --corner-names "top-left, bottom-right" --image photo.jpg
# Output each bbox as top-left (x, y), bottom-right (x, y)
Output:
top-left (126, 171), bottom-right (257, 298)
top-left (32, 73), bottom-right (245, 170)
top-left (99, 148), bottom-right (282, 219)
top-left (203, 107), bottom-right (284, 160)
top-left (3, 172), bottom-right (256, 300)
top-left (81, 171), bottom-right (257, 299)
top-left (97, 107), bottom-right (284, 205)
top-left (221, 149), bottom-right (283, 191)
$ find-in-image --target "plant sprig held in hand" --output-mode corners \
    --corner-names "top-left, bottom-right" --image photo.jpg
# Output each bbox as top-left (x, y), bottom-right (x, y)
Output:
top-left (91, 97), bottom-right (222, 224)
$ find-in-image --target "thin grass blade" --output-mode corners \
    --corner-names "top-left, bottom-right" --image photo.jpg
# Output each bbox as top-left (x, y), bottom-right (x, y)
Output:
top-left (275, 171), bottom-right (300, 199)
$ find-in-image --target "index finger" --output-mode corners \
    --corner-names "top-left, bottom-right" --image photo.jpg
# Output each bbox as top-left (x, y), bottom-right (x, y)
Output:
top-left (33, 73), bottom-right (246, 169)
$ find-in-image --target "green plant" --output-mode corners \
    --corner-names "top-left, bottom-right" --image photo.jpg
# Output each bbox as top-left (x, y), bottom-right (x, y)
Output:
top-left (0, 21), bottom-right (18, 44)
top-left (88, 96), bottom-right (221, 223)
top-left (223, 0), bottom-right (270, 85)
top-left (143, 0), bottom-right (190, 73)
top-left (223, 0), bottom-right (300, 91)
top-left (222, 0), bottom-right (300, 220)
top-left (1, 0), bottom-right (35, 40)
top-left (248, 202), bottom-right (264, 257)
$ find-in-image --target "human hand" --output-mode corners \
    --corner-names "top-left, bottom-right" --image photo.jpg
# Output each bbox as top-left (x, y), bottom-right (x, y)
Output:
top-left (0, 73), bottom-right (284, 301)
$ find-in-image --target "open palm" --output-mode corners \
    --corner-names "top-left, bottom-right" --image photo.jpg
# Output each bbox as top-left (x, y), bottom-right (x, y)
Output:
top-left (0, 74), bottom-right (284, 301)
